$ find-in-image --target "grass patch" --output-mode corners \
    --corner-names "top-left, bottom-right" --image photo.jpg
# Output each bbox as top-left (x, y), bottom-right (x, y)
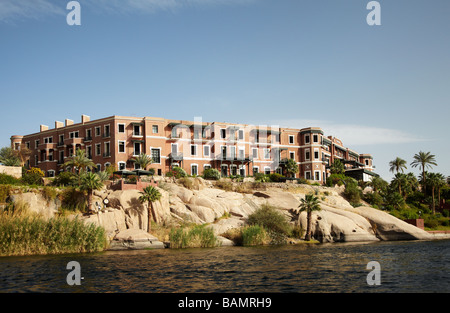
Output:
top-left (0, 207), bottom-right (107, 256)
top-left (169, 224), bottom-right (220, 248)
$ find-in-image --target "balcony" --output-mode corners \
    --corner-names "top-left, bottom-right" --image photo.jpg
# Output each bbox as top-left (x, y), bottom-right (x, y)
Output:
top-left (65, 137), bottom-right (83, 146)
top-left (169, 153), bottom-right (183, 161)
top-left (84, 136), bottom-right (93, 142)
top-left (39, 142), bottom-right (56, 150)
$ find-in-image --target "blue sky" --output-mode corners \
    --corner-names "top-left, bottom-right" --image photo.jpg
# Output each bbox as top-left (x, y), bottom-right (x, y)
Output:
top-left (1, 0), bottom-right (449, 181)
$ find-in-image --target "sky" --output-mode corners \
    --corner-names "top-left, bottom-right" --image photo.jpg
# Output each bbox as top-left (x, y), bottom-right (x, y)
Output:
top-left (0, 0), bottom-right (449, 181)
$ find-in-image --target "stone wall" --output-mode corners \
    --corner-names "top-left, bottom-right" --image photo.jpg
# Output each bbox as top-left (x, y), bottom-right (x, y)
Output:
top-left (0, 165), bottom-right (22, 179)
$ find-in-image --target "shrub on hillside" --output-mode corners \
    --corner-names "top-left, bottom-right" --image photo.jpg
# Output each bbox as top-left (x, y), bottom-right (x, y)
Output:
top-left (203, 168), bottom-right (221, 180)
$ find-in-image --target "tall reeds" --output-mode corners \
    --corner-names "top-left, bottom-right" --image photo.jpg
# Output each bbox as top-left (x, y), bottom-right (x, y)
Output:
top-left (0, 201), bottom-right (107, 257)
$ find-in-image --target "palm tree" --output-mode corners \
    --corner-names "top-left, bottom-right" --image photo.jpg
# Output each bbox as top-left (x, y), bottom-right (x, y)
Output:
top-left (138, 186), bottom-right (162, 233)
top-left (329, 159), bottom-right (344, 175)
top-left (284, 158), bottom-right (299, 178)
top-left (79, 172), bottom-right (104, 213)
top-left (411, 151), bottom-right (437, 191)
top-left (298, 193), bottom-right (321, 241)
top-left (389, 157), bottom-right (407, 174)
top-left (63, 148), bottom-right (95, 174)
top-left (426, 172), bottom-right (446, 215)
top-left (132, 153), bottom-right (153, 170)
top-left (368, 176), bottom-right (388, 193)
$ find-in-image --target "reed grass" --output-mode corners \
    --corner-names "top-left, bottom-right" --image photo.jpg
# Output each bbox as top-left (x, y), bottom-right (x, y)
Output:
top-left (169, 224), bottom-right (219, 248)
top-left (0, 202), bottom-right (107, 257)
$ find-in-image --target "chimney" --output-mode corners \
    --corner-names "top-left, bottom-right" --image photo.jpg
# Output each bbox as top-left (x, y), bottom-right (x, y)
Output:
top-left (40, 125), bottom-right (49, 132)
top-left (81, 115), bottom-right (90, 124)
top-left (65, 119), bottom-right (74, 127)
top-left (55, 121), bottom-right (64, 129)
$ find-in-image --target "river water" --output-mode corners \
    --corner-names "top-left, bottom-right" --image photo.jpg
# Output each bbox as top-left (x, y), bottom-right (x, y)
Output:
top-left (0, 240), bottom-right (449, 293)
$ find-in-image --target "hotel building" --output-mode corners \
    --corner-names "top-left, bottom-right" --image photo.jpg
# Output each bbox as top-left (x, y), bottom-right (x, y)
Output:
top-left (10, 115), bottom-right (377, 183)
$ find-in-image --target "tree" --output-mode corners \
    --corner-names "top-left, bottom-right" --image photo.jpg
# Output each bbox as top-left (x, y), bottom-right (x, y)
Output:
top-left (368, 176), bottom-right (388, 193)
top-left (0, 147), bottom-right (20, 166)
top-left (411, 151), bottom-right (437, 191)
top-left (63, 148), bottom-right (95, 174)
top-left (138, 186), bottom-right (162, 233)
top-left (389, 157), bottom-right (407, 174)
top-left (329, 159), bottom-right (344, 175)
top-left (298, 193), bottom-right (321, 241)
top-left (132, 153), bottom-right (153, 170)
top-left (284, 158), bottom-right (299, 178)
top-left (426, 172), bottom-right (445, 215)
top-left (79, 172), bottom-right (104, 213)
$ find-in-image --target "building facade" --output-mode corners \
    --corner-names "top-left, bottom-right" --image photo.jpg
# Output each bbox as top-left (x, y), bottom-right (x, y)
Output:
top-left (10, 115), bottom-right (377, 183)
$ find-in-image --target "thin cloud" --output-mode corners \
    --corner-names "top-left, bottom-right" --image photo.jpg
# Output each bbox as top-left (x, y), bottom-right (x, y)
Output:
top-left (0, 0), bottom-right (65, 22)
top-left (0, 0), bottom-right (257, 22)
top-left (256, 119), bottom-right (427, 147)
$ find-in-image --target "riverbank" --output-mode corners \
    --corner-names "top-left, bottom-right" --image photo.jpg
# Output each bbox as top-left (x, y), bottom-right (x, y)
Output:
top-left (2, 177), bottom-right (448, 256)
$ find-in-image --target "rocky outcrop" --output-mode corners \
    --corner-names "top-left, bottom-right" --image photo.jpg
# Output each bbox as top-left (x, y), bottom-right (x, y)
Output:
top-left (9, 192), bottom-right (59, 220)
top-left (108, 229), bottom-right (165, 250)
top-left (7, 178), bottom-right (437, 246)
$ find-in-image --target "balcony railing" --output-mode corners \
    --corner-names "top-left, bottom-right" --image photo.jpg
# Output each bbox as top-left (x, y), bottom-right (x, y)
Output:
top-left (103, 152), bottom-right (111, 158)
top-left (169, 153), bottom-right (184, 161)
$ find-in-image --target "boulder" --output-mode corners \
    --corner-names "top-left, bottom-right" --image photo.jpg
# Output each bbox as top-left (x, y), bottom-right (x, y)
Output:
top-left (9, 192), bottom-right (59, 220)
top-left (109, 229), bottom-right (165, 250)
top-left (208, 217), bottom-right (245, 236)
top-left (82, 209), bottom-right (127, 239)
top-left (343, 205), bottom-right (434, 241)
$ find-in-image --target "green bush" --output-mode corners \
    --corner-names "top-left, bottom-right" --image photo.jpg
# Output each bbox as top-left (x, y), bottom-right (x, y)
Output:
top-left (0, 173), bottom-right (21, 185)
top-left (326, 173), bottom-right (347, 187)
top-left (169, 225), bottom-right (219, 248)
top-left (247, 204), bottom-right (292, 236)
top-left (343, 178), bottom-right (361, 206)
top-left (59, 187), bottom-right (87, 213)
top-left (203, 168), bottom-right (221, 180)
top-left (241, 225), bottom-right (269, 246)
top-left (52, 172), bottom-right (77, 187)
top-left (254, 172), bottom-right (269, 182)
top-left (268, 173), bottom-right (284, 182)
top-left (0, 185), bottom-right (12, 203)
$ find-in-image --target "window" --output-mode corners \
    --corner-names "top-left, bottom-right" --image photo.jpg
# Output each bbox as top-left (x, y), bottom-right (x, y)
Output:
top-left (289, 135), bottom-right (294, 144)
top-left (96, 164), bottom-right (101, 172)
top-left (151, 148), bottom-right (161, 163)
top-left (313, 134), bottom-right (318, 143)
top-left (264, 167), bottom-right (271, 175)
top-left (190, 144), bottom-right (197, 156)
top-left (118, 141), bottom-right (125, 153)
top-left (305, 135), bottom-right (310, 144)
top-left (44, 137), bottom-right (53, 144)
top-left (104, 142), bottom-right (111, 157)
top-left (35, 140), bottom-right (40, 148)
top-left (221, 146), bottom-right (227, 159)
top-left (230, 146), bottom-right (236, 159)
top-left (238, 148), bottom-right (245, 159)
top-left (118, 162), bottom-right (126, 170)
top-left (134, 142), bottom-right (141, 156)
top-left (253, 166), bottom-right (259, 174)
top-left (70, 131), bottom-right (79, 139)
top-left (25, 142), bottom-right (30, 149)
top-left (59, 135), bottom-right (64, 145)
top-left (86, 129), bottom-right (92, 140)
top-left (315, 171), bottom-right (320, 181)
top-left (86, 146), bottom-right (92, 159)
top-left (252, 148), bottom-right (258, 159)
top-left (220, 129), bottom-right (226, 139)
top-left (95, 144), bottom-right (101, 156)
top-left (118, 124), bottom-right (125, 133)
top-left (305, 150), bottom-right (310, 160)
top-left (59, 151), bottom-right (64, 163)
top-left (152, 125), bottom-right (158, 134)
top-left (289, 151), bottom-right (295, 160)
top-left (48, 151), bottom-right (53, 162)
top-left (314, 149), bottom-right (319, 160)
top-left (238, 129), bottom-right (244, 140)
top-left (191, 164), bottom-right (198, 176)
top-left (134, 125), bottom-right (141, 136)
top-left (48, 170), bottom-right (55, 178)
top-left (365, 160), bottom-right (369, 166)
top-left (204, 145), bottom-right (210, 157)
top-left (305, 171), bottom-right (311, 180)
top-left (193, 129), bottom-right (200, 139)
top-left (204, 164), bottom-right (211, 171)
top-left (171, 144), bottom-right (178, 155)
top-left (264, 148), bottom-right (270, 159)
top-left (104, 125), bottom-right (111, 137)
top-left (95, 127), bottom-right (101, 137)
